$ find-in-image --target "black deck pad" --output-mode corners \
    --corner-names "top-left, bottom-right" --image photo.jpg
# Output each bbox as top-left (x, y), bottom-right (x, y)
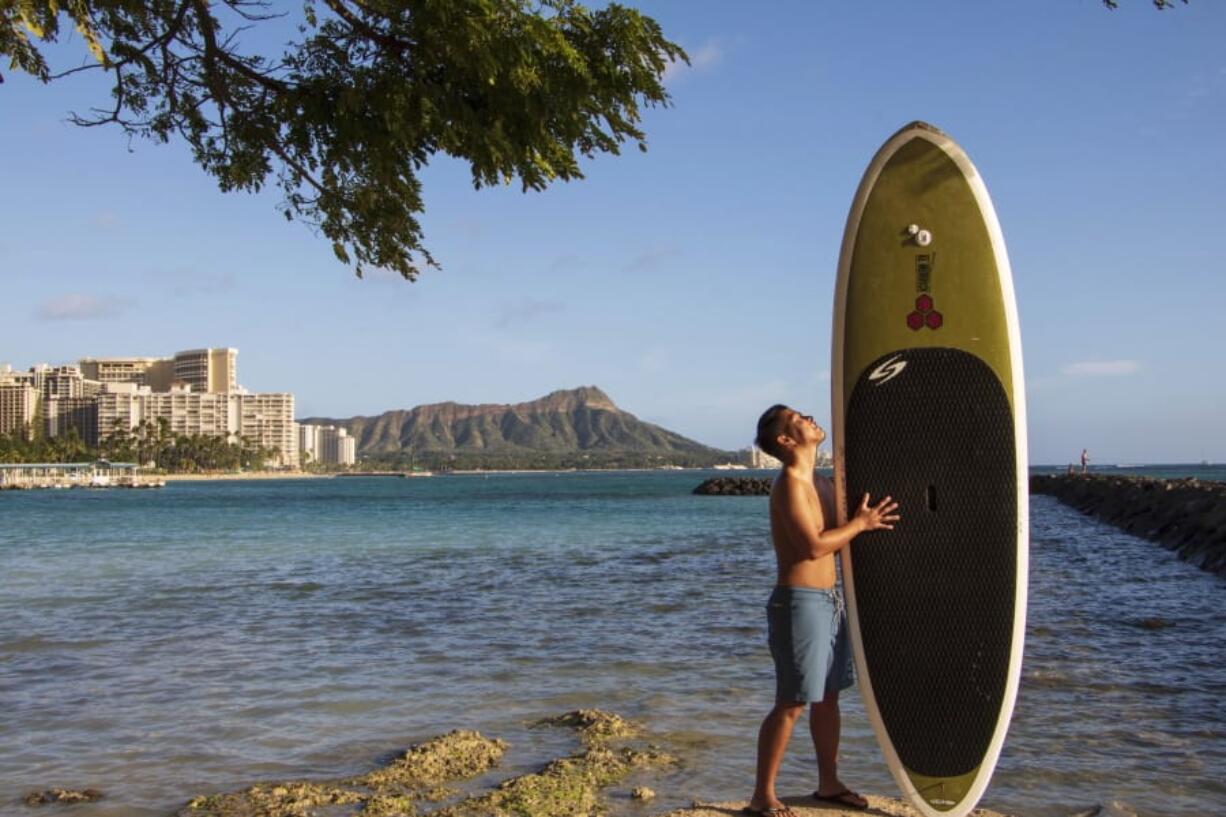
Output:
top-left (845, 347), bottom-right (1016, 778)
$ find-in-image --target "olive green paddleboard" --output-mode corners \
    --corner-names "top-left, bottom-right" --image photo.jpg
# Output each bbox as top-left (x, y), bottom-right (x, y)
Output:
top-left (832, 122), bottom-right (1028, 817)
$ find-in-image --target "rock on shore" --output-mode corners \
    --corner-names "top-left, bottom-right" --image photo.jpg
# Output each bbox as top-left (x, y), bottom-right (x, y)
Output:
top-left (175, 710), bottom-right (674, 817)
top-left (1031, 474), bottom-right (1226, 575)
top-left (27, 708), bottom-right (1016, 817)
top-left (23, 788), bottom-right (103, 805)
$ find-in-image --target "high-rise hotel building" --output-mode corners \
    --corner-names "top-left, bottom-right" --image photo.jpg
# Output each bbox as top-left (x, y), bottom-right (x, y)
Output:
top-left (172, 348), bottom-right (238, 394)
top-left (298, 424), bottom-right (356, 466)
top-left (0, 366), bottom-right (41, 439)
top-left (95, 386), bottom-right (297, 467)
top-left (79, 357), bottom-right (175, 391)
top-left (5, 348), bottom-right (297, 467)
top-left (79, 348), bottom-right (237, 393)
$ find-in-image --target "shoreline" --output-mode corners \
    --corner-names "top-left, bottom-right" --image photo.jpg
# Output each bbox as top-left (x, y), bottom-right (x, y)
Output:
top-left (21, 710), bottom-right (1014, 817)
top-left (160, 471), bottom-right (333, 482)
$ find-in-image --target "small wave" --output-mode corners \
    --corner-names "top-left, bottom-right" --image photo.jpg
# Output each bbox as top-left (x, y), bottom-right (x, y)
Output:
top-left (268, 581), bottom-right (325, 593)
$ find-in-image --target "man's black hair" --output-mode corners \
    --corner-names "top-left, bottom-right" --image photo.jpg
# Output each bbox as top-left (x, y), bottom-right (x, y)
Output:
top-left (755, 404), bottom-right (790, 460)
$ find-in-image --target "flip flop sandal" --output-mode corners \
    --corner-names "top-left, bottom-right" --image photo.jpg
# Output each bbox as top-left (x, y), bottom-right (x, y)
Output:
top-left (813, 788), bottom-right (869, 810)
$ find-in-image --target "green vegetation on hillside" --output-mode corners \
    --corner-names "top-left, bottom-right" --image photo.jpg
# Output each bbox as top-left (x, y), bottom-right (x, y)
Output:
top-left (361, 448), bottom-right (736, 472)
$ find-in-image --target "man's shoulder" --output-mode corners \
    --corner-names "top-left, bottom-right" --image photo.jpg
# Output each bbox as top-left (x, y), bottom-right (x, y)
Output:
top-left (774, 469), bottom-right (818, 503)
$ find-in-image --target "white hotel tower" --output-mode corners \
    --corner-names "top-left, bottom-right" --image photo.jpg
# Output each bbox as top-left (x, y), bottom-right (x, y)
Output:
top-left (4, 348), bottom-right (297, 468)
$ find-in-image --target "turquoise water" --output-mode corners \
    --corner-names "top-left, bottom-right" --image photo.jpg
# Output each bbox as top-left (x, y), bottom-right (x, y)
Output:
top-left (1, 469), bottom-right (1223, 816)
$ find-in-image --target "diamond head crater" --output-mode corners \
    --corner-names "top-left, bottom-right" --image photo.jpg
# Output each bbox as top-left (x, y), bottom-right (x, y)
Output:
top-left (302, 386), bottom-right (737, 471)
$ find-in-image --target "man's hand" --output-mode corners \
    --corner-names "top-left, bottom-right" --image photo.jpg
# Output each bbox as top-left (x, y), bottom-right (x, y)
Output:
top-left (855, 494), bottom-right (900, 531)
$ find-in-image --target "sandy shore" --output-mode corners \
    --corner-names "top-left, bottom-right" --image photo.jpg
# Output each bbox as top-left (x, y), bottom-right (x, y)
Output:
top-left (21, 711), bottom-right (1018, 817)
top-left (659, 795), bottom-right (1012, 817)
top-left (161, 471), bottom-right (332, 482)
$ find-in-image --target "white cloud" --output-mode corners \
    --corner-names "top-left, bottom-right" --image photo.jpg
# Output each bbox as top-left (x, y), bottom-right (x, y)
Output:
top-left (662, 40), bottom-right (723, 83)
top-left (36, 294), bottom-right (130, 321)
top-left (1061, 360), bottom-right (1140, 377)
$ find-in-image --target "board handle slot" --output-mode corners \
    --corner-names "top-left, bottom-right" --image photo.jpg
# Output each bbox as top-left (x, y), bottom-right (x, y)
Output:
top-left (926, 484), bottom-right (937, 512)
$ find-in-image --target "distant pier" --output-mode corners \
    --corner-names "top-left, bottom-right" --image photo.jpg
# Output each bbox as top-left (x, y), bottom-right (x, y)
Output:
top-left (0, 461), bottom-right (164, 490)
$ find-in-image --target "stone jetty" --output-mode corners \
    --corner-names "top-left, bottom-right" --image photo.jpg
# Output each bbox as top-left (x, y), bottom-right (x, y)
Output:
top-left (693, 476), bottom-right (772, 496)
top-left (695, 473), bottom-right (1226, 577)
top-left (1031, 474), bottom-right (1226, 576)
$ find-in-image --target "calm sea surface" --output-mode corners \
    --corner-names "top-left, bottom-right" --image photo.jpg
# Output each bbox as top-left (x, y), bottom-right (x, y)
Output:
top-left (1, 468), bottom-right (1223, 817)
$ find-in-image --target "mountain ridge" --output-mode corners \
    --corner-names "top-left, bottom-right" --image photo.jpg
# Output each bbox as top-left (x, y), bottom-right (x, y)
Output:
top-left (301, 386), bottom-right (734, 468)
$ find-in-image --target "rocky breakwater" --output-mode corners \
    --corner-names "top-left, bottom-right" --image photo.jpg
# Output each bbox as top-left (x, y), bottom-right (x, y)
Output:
top-left (1031, 474), bottom-right (1226, 576)
top-left (693, 477), bottom-right (772, 496)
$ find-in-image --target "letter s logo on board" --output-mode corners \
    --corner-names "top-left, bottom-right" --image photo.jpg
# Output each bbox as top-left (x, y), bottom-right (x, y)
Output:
top-left (868, 355), bottom-right (907, 386)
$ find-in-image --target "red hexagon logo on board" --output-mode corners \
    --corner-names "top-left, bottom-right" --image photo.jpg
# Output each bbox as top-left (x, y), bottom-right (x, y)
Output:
top-left (907, 311), bottom-right (924, 331)
top-left (915, 294), bottom-right (934, 313)
top-left (926, 310), bottom-right (944, 329)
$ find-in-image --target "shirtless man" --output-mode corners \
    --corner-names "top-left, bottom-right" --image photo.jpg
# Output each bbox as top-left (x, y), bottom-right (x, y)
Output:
top-left (745, 405), bottom-right (899, 817)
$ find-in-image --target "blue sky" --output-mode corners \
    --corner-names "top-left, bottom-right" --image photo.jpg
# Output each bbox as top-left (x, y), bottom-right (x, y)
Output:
top-left (2, 1), bottom-right (1223, 463)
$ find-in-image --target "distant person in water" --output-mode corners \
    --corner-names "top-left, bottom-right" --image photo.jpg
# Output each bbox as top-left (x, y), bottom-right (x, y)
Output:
top-left (1081, 449), bottom-right (1090, 474)
top-left (745, 405), bottom-right (899, 817)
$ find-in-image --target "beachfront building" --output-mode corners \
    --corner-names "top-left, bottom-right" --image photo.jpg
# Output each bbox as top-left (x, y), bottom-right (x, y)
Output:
top-left (36, 365), bottom-right (103, 400)
top-left (95, 386), bottom-right (297, 467)
top-left (748, 445), bottom-right (783, 470)
top-left (96, 384), bottom-right (233, 440)
top-left (45, 397), bottom-right (100, 446)
top-left (172, 348), bottom-right (238, 393)
top-left (79, 356), bottom-right (176, 391)
top-left (9, 349), bottom-right (298, 466)
top-left (238, 392), bottom-right (297, 466)
top-left (80, 348), bottom-right (237, 393)
top-left (0, 379), bottom-right (40, 438)
top-left (298, 423), bottom-right (356, 466)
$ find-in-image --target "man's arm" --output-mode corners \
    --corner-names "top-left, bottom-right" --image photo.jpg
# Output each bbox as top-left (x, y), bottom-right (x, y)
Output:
top-left (780, 478), bottom-right (898, 561)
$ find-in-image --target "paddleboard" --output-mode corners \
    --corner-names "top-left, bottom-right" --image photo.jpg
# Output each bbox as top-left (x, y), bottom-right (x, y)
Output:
top-left (832, 121), bottom-right (1027, 817)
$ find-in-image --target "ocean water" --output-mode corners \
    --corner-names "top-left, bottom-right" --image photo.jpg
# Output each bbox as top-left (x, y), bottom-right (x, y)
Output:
top-left (1, 469), bottom-right (1223, 817)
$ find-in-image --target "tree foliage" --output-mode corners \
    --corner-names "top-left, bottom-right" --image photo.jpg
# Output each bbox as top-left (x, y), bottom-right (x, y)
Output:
top-left (2, 0), bottom-right (685, 279)
top-left (0, 423), bottom-right (279, 471)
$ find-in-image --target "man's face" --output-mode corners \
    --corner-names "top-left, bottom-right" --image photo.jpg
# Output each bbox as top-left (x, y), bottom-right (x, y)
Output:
top-left (782, 408), bottom-right (825, 448)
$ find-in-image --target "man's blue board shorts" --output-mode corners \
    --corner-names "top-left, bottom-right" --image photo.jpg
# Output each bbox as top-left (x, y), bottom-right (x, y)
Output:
top-left (767, 585), bottom-right (855, 703)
